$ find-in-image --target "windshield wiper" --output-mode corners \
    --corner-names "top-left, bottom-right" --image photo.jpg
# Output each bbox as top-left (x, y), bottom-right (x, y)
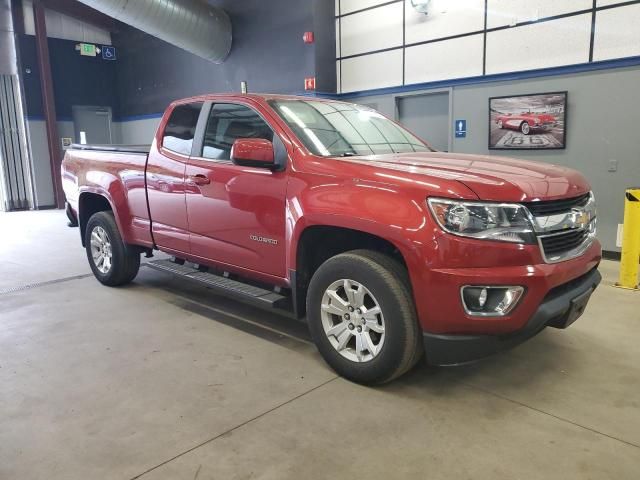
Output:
top-left (340, 152), bottom-right (357, 157)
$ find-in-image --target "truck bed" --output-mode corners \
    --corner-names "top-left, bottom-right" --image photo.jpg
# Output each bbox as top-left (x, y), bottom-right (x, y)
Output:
top-left (62, 143), bottom-right (153, 248)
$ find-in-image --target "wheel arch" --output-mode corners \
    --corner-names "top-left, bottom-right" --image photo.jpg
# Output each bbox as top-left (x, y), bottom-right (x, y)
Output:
top-left (291, 222), bottom-right (417, 319)
top-left (78, 191), bottom-right (118, 247)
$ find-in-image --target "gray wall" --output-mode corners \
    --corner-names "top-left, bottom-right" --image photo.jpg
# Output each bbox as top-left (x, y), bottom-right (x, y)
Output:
top-left (343, 66), bottom-right (640, 252)
top-left (25, 119), bottom-right (74, 207)
top-left (114, 116), bottom-right (160, 145)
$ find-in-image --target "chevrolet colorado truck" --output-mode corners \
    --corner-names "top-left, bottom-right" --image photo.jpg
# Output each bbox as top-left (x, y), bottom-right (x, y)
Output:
top-left (62, 94), bottom-right (602, 384)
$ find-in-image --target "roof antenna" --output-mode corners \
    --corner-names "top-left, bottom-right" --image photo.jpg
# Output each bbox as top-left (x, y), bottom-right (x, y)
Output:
top-left (240, 81), bottom-right (248, 94)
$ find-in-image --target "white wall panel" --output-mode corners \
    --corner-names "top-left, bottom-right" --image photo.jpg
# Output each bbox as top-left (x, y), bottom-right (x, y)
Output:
top-left (597, 0), bottom-right (628, 6)
top-left (22, 1), bottom-right (35, 36)
top-left (22, 0), bottom-right (111, 45)
top-left (593, 4), bottom-right (640, 61)
top-left (336, 0), bottom-right (640, 94)
top-left (336, 60), bottom-right (342, 92)
top-left (341, 50), bottom-right (403, 93)
top-left (487, 0), bottom-right (592, 28)
top-left (341, 0), bottom-right (394, 15)
top-left (405, 0), bottom-right (484, 44)
top-left (405, 34), bottom-right (484, 85)
top-left (486, 14), bottom-right (591, 75)
top-left (340, 2), bottom-right (403, 57)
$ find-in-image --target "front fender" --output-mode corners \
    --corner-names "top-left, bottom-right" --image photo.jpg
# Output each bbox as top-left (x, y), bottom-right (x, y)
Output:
top-left (286, 177), bottom-right (441, 276)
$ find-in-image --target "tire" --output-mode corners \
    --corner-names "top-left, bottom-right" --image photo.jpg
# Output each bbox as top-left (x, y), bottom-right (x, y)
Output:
top-left (497, 120), bottom-right (503, 129)
top-left (520, 122), bottom-right (531, 135)
top-left (306, 250), bottom-right (423, 385)
top-left (85, 211), bottom-right (140, 286)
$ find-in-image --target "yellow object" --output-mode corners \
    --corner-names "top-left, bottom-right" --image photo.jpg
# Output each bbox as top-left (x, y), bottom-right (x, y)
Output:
top-left (616, 188), bottom-right (640, 290)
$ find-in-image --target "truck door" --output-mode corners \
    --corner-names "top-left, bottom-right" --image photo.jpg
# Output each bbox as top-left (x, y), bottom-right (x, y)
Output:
top-left (146, 102), bottom-right (203, 254)
top-left (185, 102), bottom-right (288, 279)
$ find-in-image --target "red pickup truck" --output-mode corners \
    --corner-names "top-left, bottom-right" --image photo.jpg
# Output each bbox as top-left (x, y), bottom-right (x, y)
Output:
top-left (62, 94), bottom-right (601, 384)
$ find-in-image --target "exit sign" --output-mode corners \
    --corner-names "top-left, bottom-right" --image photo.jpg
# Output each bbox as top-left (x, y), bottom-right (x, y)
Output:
top-left (79, 43), bottom-right (97, 57)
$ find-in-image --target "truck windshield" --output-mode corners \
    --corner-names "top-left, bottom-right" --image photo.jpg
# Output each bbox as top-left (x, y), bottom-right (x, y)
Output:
top-left (268, 99), bottom-right (432, 157)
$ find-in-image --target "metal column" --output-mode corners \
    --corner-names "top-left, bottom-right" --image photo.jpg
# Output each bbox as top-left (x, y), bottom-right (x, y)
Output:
top-left (33, 0), bottom-right (64, 208)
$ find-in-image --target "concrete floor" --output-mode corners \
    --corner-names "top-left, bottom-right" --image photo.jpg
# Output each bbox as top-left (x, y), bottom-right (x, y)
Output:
top-left (1, 209), bottom-right (639, 480)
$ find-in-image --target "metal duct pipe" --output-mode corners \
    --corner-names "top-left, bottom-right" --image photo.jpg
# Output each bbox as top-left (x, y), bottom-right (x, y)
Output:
top-left (76, 0), bottom-right (232, 63)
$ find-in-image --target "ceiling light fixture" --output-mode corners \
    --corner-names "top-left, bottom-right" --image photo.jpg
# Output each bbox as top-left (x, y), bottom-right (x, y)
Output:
top-left (411, 0), bottom-right (432, 15)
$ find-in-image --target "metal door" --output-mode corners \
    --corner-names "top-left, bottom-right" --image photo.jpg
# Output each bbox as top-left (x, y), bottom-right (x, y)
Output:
top-left (397, 92), bottom-right (451, 152)
top-left (72, 106), bottom-right (113, 145)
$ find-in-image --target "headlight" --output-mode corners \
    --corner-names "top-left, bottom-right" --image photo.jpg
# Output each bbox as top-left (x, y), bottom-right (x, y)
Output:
top-left (427, 198), bottom-right (535, 243)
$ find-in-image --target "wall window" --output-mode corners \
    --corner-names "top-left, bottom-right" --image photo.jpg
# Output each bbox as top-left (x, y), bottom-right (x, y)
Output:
top-left (162, 102), bottom-right (203, 155)
top-left (202, 104), bottom-right (273, 160)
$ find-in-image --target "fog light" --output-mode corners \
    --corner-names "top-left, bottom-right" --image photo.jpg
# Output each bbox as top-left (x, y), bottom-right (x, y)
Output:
top-left (478, 288), bottom-right (488, 307)
top-left (461, 286), bottom-right (524, 316)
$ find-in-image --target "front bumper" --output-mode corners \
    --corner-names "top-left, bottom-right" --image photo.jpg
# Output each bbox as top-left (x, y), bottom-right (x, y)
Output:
top-left (532, 122), bottom-right (556, 130)
top-left (423, 267), bottom-right (601, 366)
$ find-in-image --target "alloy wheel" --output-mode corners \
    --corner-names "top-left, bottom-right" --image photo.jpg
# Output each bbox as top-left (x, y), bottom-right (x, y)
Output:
top-left (320, 279), bottom-right (386, 363)
top-left (90, 226), bottom-right (113, 274)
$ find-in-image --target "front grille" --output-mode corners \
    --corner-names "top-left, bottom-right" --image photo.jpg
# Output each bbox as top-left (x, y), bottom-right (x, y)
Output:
top-left (540, 229), bottom-right (589, 256)
top-left (523, 193), bottom-right (590, 216)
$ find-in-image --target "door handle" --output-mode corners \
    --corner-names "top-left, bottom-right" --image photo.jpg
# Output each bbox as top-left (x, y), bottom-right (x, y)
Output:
top-left (188, 174), bottom-right (211, 186)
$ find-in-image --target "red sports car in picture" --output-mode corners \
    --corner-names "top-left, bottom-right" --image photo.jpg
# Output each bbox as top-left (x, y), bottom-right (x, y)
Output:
top-left (496, 112), bottom-right (557, 135)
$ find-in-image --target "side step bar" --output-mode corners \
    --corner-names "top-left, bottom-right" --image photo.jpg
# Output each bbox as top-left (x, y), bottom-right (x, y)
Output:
top-left (146, 259), bottom-right (289, 309)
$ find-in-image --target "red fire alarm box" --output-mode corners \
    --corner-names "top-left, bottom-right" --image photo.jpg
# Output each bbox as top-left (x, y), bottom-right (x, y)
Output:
top-left (303, 31), bottom-right (315, 44)
top-left (304, 77), bottom-right (316, 90)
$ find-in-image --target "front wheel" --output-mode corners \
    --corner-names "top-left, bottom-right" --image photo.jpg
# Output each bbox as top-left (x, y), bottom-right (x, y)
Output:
top-left (85, 211), bottom-right (140, 286)
top-left (520, 122), bottom-right (531, 135)
top-left (306, 250), bottom-right (423, 384)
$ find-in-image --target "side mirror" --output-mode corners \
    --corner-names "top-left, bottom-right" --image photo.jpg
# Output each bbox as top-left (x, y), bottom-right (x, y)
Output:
top-left (230, 138), bottom-right (275, 168)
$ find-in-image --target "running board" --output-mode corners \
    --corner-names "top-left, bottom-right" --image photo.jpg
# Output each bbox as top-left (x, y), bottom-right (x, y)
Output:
top-left (146, 259), bottom-right (289, 309)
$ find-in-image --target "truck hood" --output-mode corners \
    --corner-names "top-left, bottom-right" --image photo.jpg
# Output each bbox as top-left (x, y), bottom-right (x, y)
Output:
top-left (340, 152), bottom-right (590, 202)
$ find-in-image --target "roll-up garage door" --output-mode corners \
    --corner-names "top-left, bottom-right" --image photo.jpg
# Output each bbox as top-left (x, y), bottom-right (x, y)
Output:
top-left (0, 74), bottom-right (33, 211)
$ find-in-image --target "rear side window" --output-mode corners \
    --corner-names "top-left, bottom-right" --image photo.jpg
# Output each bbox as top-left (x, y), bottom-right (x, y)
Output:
top-left (162, 102), bottom-right (203, 155)
top-left (202, 103), bottom-right (274, 160)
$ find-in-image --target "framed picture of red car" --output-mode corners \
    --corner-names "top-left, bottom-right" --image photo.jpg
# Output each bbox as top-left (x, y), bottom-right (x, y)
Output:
top-left (489, 92), bottom-right (567, 150)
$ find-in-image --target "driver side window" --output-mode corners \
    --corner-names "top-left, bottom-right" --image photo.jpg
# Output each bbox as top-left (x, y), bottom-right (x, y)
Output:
top-left (201, 103), bottom-right (274, 160)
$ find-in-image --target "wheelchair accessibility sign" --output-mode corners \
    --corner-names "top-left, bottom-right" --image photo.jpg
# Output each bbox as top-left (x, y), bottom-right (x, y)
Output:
top-left (102, 46), bottom-right (117, 61)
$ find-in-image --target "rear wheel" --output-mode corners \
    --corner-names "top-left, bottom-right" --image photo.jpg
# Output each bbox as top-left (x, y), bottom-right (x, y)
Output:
top-left (85, 211), bottom-right (140, 286)
top-left (520, 122), bottom-right (531, 135)
top-left (306, 250), bottom-right (423, 384)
